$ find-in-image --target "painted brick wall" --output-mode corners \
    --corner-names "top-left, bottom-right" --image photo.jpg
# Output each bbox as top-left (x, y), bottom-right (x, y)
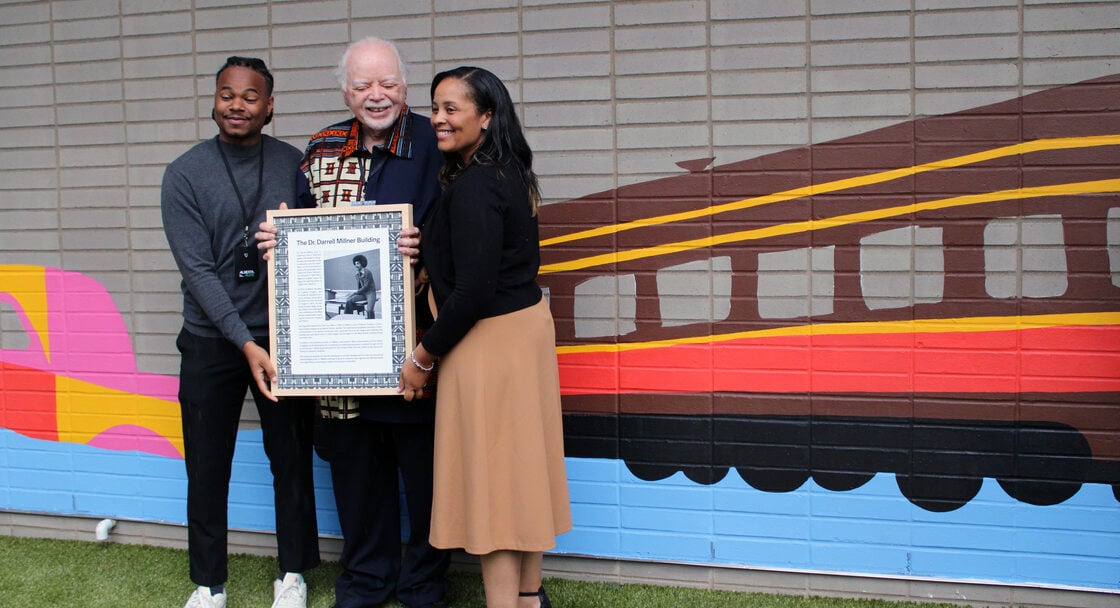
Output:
top-left (1, 0), bottom-right (1118, 599)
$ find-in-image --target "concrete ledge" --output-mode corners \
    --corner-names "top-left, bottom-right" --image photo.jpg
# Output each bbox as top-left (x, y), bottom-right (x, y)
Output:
top-left (2, 511), bottom-right (1115, 608)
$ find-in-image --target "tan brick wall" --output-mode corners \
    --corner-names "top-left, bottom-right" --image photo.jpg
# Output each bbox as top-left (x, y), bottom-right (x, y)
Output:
top-left (1, 2), bottom-right (1119, 600)
top-left (0, 0), bottom-right (1117, 400)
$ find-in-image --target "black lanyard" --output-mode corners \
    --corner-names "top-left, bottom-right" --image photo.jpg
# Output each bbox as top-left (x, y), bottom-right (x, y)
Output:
top-left (216, 137), bottom-right (265, 246)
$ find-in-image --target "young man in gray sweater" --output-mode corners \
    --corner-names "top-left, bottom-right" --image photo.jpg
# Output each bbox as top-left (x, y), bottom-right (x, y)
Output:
top-left (161, 56), bottom-right (319, 608)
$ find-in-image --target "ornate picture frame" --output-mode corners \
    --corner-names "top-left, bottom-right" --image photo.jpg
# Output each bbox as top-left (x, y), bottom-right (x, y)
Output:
top-left (267, 204), bottom-right (414, 396)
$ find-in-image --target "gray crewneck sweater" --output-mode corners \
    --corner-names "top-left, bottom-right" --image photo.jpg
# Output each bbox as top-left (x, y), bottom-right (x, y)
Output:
top-left (161, 135), bottom-right (302, 348)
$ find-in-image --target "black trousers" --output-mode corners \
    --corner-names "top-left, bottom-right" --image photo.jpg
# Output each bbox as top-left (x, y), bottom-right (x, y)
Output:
top-left (316, 416), bottom-right (450, 608)
top-left (177, 329), bottom-right (320, 586)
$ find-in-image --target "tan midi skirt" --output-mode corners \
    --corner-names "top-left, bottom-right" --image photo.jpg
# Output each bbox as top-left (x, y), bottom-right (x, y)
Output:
top-left (430, 297), bottom-right (572, 554)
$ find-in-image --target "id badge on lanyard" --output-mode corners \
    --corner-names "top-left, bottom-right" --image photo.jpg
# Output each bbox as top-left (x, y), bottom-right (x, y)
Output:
top-left (236, 234), bottom-right (259, 282)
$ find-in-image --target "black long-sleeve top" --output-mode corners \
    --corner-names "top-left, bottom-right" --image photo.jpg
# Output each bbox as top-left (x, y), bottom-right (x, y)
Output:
top-left (419, 163), bottom-right (543, 357)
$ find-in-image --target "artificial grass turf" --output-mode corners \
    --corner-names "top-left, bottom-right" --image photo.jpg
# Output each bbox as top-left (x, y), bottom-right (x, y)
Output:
top-left (0, 535), bottom-right (961, 608)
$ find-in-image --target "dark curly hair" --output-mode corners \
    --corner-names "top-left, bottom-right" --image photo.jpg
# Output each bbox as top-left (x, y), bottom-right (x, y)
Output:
top-left (216, 56), bottom-right (274, 125)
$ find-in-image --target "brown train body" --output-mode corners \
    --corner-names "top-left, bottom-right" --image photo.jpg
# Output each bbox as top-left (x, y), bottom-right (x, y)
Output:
top-left (536, 74), bottom-right (1120, 511)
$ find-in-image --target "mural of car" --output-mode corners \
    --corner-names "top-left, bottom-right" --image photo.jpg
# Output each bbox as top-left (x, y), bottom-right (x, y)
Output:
top-left (537, 73), bottom-right (1120, 512)
top-left (0, 264), bottom-right (183, 459)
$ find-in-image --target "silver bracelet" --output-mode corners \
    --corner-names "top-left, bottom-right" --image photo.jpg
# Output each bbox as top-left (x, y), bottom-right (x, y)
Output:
top-left (410, 352), bottom-right (435, 372)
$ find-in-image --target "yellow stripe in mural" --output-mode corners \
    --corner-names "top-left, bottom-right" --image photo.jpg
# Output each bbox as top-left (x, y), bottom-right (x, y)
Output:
top-left (55, 375), bottom-right (185, 458)
top-left (556, 312), bottom-right (1120, 355)
top-left (0, 265), bottom-right (51, 360)
top-left (540, 134), bottom-right (1120, 248)
top-left (541, 178), bottom-right (1120, 274)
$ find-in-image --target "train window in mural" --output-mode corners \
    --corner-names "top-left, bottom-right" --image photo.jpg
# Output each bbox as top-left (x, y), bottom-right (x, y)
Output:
top-left (984, 214), bottom-right (1069, 299)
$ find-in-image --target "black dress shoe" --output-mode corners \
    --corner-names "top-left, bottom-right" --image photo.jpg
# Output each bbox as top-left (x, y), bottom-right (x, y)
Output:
top-left (519, 585), bottom-right (551, 608)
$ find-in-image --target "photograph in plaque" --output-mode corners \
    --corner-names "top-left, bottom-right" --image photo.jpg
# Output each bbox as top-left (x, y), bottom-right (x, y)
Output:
top-left (267, 204), bottom-right (414, 396)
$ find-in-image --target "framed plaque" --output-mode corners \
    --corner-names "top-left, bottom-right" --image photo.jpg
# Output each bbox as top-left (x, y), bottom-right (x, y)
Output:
top-left (267, 204), bottom-right (414, 396)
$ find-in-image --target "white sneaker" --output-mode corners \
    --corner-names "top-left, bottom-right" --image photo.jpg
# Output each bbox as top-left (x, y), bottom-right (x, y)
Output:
top-left (183, 585), bottom-right (226, 608)
top-left (271, 572), bottom-right (307, 608)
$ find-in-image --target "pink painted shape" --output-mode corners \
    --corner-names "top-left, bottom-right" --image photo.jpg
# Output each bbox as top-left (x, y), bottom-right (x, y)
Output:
top-left (39, 268), bottom-right (179, 399)
top-left (86, 424), bottom-right (183, 459)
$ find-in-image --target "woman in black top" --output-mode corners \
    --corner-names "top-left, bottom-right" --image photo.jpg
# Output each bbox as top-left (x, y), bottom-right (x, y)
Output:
top-left (400, 66), bottom-right (570, 608)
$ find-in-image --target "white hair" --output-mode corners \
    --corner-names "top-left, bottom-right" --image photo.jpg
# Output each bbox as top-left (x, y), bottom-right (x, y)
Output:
top-left (335, 36), bottom-right (408, 90)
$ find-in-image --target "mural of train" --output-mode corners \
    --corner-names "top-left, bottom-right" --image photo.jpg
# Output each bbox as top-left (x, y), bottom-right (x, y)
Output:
top-left (537, 73), bottom-right (1120, 512)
